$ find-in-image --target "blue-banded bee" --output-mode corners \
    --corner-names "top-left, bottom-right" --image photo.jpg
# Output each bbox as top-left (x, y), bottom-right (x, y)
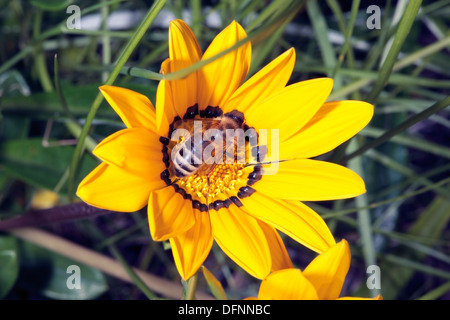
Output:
top-left (168, 110), bottom-right (257, 178)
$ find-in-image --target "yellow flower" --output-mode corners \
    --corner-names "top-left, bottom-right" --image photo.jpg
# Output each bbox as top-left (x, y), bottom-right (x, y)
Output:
top-left (76, 20), bottom-right (373, 280)
top-left (249, 240), bottom-right (382, 300)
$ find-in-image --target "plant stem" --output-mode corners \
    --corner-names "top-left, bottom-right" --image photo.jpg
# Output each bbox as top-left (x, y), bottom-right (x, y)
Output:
top-left (183, 273), bottom-right (198, 300)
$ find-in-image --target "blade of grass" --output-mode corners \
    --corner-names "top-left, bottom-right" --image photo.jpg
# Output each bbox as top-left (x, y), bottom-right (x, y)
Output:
top-left (296, 64), bottom-right (450, 88)
top-left (245, 0), bottom-right (289, 33)
top-left (400, 241), bottom-right (450, 265)
top-left (190, 0), bottom-right (202, 36)
top-left (363, 0), bottom-right (393, 71)
top-left (306, 0), bottom-right (342, 88)
top-left (54, 54), bottom-right (97, 153)
top-left (326, 0), bottom-right (360, 79)
top-left (61, 28), bottom-right (134, 38)
top-left (201, 266), bottom-right (227, 300)
top-left (384, 254), bottom-right (450, 281)
top-left (108, 244), bottom-right (157, 300)
top-left (366, 149), bottom-right (450, 200)
top-left (32, 8), bottom-right (54, 93)
top-left (68, 0), bottom-right (168, 201)
top-left (248, 5), bottom-right (301, 76)
top-left (419, 0), bottom-right (450, 16)
top-left (342, 96), bottom-right (450, 162)
top-left (365, 0), bottom-right (422, 103)
top-left (321, 176), bottom-right (450, 219)
top-left (329, 214), bottom-right (450, 248)
top-left (328, 33), bottom-right (450, 101)
top-left (0, 0), bottom-right (128, 75)
top-left (378, 0), bottom-right (408, 67)
top-left (83, 220), bottom-right (158, 300)
top-left (366, 163), bottom-right (450, 204)
top-left (347, 139), bottom-right (378, 297)
top-left (120, 6), bottom-right (303, 82)
top-left (182, 273), bottom-right (198, 300)
top-left (8, 227), bottom-right (212, 299)
top-left (359, 126), bottom-right (450, 160)
top-left (101, 0), bottom-right (111, 83)
top-left (417, 281), bottom-right (450, 300)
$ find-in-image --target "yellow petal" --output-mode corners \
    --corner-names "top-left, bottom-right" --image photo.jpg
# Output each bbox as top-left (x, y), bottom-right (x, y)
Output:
top-left (167, 19), bottom-right (201, 115)
top-left (240, 192), bottom-right (336, 253)
top-left (197, 21), bottom-right (251, 109)
top-left (99, 85), bottom-right (156, 131)
top-left (223, 48), bottom-right (296, 113)
top-left (258, 269), bottom-right (319, 300)
top-left (170, 211), bottom-right (214, 280)
top-left (243, 78), bottom-right (333, 142)
top-left (257, 221), bottom-right (293, 272)
top-left (279, 100), bottom-right (374, 160)
top-left (148, 186), bottom-right (196, 241)
top-left (210, 205), bottom-right (271, 279)
top-left (93, 127), bottom-right (166, 178)
top-left (253, 159), bottom-right (366, 201)
top-left (155, 77), bottom-right (173, 137)
top-left (76, 162), bottom-right (158, 212)
top-left (303, 239), bottom-right (351, 300)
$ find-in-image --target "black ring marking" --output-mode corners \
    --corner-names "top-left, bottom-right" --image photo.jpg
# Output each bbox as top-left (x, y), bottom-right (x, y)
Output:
top-left (237, 186), bottom-right (256, 199)
top-left (159, 136), bottom-right (170, 145)
top-left (247, 165), bottom-right (263, 186)
top-left (200, 106), bottom-right (223, 118)
top-left (160, 169), bottom-right (171, 185)
top-left (183, 104), bottom-right (199, 119)
top-left (230, 196), bottom-right (243, 207)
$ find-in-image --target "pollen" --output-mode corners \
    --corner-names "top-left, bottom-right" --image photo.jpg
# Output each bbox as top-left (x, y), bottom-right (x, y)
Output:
top-left (176, 163), bottom-right (247, 206)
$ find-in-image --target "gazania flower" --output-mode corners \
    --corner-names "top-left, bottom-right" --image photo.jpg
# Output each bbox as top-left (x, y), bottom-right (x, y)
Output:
top-left (77, 19), bottom-right (373, 280)
top-left (248, 240), bottom-right (382, 300)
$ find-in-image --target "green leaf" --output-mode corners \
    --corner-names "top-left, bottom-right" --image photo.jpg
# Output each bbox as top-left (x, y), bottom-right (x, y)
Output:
top-left (30, 0), bottom-right (72, 11)
top-left (0, 236), bottom-right (19, 299)
top-left (201, 266), bottom-right (227, 300)
top-left (0, 116), bottom-right (31, 141)
top-left (16, 239), bottom-right (108, 300)
top-left (0, 138), bottom-right (97, 193)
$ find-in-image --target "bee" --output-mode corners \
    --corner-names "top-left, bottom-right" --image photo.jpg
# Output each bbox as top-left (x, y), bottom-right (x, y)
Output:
top-left (168, 109), bottom-right (256, 178)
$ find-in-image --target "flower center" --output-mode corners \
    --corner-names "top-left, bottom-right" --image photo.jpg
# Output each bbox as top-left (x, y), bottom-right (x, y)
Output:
top-left (177, 163), bottom-right (246, 202)
top-left (158, 105), bottom-right (264, 212)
